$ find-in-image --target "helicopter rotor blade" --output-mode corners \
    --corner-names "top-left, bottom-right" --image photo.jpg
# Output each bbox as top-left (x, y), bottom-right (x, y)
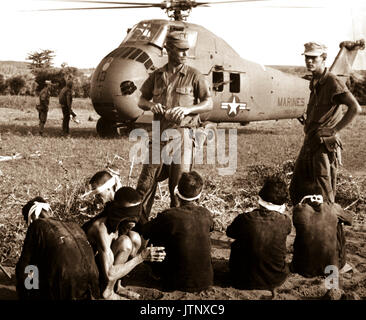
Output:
top-left (195, 0), bottom-right (366, 8)
top-left (47, 0), bottom-right (161, 5)
top-left (34, 5), bottom-right (161, 12)
top-left (195, 0), bottom-right (268, 4)
top-left (193, 0), bottom-right (323, 8)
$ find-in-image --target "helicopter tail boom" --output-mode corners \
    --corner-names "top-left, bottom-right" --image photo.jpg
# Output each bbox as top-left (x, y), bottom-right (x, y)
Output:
top-left (329, 39), bottom-right (365, 76)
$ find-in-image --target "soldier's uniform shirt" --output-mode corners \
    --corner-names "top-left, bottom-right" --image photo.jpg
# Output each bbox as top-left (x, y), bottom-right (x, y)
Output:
top-left (141, 203), bottom-right (214, 292)
top-left (16, 218), bottom-right (100, 300)
top-left (140, 63), bottom-right (211, 129)
top-left (291, 202), bottom-right (351, 277)
top-left (59, 87), bottom-right (73, 110)
top-left (290, 68), bottom-right (350, 205)
top-left (39, 87), bottom-right (51, 108)
top-left (304, 69), bottom-right (349, 140)
top-left (226, 207), bottom-right (291, 290)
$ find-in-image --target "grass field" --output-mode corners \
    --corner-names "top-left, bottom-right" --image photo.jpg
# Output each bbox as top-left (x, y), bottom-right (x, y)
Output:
top-left (1, 95), bottom-right (365, 300)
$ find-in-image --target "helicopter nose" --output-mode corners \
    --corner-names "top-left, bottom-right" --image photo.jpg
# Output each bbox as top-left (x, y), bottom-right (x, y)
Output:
top-left (93, 56), bottom-right (152, 122)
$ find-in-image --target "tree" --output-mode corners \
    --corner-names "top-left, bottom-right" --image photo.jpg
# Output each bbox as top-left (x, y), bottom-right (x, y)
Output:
top-left (81, 79), bottom-right (91, 98)
top-left (7, 76), bottom-right (25, 95)
top-left (26, 49), bottom-right (55, 74)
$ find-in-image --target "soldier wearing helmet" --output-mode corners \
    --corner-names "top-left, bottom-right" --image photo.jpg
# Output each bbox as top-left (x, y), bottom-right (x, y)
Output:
top-left (136, 31), bottom-right (213, 223)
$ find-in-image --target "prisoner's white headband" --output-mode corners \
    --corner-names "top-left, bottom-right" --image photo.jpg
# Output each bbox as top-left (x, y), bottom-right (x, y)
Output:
top-left (80, 175), bottom-right (122, 199)
top-left (258, 196), bottom-right (286, 214)
top-left (28, 201), bottom-right (52, 225)
top-left (106, 167), bottom-right (120, 177)
top-left (174, 185), bottom-right (202, 201)
top-left (299, 194), bottom-right (323, 205)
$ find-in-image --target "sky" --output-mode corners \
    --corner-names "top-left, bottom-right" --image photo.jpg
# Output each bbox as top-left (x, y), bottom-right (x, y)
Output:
top-left (0, 0), bottom-right (365, 69)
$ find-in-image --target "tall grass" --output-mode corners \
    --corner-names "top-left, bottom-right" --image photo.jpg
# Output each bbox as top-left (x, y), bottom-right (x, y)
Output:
top-left (1, 98), bottom-right (365, 268)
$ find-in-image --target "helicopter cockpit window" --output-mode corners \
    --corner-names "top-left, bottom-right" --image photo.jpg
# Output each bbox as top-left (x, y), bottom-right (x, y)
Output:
top-left (122, 22), bottom-right (168, 49)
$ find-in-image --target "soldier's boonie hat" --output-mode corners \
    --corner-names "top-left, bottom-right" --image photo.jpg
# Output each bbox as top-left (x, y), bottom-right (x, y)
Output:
top-left (302, 42), bottom-right (327, 56)
top-left (166, 31), bottom-right (190, 50)
top-left (45, 80), bottom-right (52, 85)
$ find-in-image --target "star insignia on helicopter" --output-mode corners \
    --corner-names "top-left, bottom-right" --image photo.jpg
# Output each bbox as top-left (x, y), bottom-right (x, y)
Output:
top-left (221, 96), bottom-right (248, 117)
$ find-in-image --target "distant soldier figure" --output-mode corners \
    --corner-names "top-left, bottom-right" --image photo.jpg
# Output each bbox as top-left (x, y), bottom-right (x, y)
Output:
top-left (59, 80), bottom-right (78, 136)
top-left (36, 80), bottom-right (52, 135)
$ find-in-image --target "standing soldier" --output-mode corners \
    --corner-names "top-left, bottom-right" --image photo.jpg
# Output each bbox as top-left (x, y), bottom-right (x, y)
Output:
top-left (37, 80), bottom-right (52, 136)
top-left (289, 42), bottom-right (361, 205)
top-left (59, 80), bottom-right (78, 136)
top-left (136, 31), bottom-right (213, 223)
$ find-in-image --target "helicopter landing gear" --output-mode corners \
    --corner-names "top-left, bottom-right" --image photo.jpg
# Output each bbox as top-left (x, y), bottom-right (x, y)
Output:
top-left (96, 117), bottom-right (118, 137)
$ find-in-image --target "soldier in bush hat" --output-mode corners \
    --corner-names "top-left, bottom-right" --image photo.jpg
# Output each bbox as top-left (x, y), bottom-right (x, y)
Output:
top-left (289, 41), bottom-right (362, 205)
top-left (36, 80), bottom-right (52, 135)
top-left (136, 31), bottom-right (213, 223)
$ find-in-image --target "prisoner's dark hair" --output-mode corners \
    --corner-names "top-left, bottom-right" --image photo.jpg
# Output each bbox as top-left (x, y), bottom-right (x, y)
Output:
top-left (178, 171), bottom-right (204, 199)
top-left (300, 182), bottom-right (323, 199)
top-left (259, 176), bottom-right (288, 205)
top-left (22, 196), bottom-right (47, 224)
top-left (89, 171), bottom-right (112, 189)
top-left (114, 186), bottom-right (142, 206)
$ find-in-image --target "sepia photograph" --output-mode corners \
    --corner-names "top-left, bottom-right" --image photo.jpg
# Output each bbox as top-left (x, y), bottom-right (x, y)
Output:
top-left (0, 0), bottom-right (366, 308)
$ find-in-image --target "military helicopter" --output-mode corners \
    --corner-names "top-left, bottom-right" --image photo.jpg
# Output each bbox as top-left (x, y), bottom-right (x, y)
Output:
top-left (45, 0), bottom-right (365, 136)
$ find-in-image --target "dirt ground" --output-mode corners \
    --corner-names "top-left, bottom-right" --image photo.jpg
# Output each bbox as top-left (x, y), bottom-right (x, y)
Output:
top-left (1, 107), bottom-right (366, 301)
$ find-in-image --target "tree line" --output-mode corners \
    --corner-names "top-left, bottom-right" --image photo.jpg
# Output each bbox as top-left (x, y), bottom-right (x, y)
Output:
top-left (0, 49), bottom-right (91, 98)
top-left (1, 49), bottom-right (365, 105)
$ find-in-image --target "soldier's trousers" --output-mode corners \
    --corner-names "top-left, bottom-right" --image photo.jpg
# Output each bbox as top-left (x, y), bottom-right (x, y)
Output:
top-left (61, 105), bottom-right (71, 134)
top-left (289, 143), bottom-right (338, 206)
top-left (136, 127), bottom-right (194, 224)
top-left (38, 106), bottom-right (48, 134)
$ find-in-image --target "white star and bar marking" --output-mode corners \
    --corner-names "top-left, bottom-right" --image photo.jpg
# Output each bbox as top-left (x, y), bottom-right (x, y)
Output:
top-left (221, 96), bottom-right (248, 116)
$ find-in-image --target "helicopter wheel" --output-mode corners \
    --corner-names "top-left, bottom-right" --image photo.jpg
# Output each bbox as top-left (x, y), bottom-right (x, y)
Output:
top-left (96, 117), bottom-right (118, 137)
